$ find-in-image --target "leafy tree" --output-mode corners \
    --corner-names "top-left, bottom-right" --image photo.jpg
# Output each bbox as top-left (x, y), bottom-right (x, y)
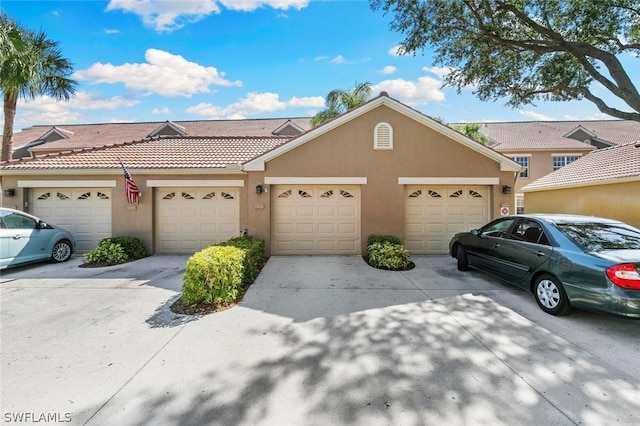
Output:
top-left (1, 14), bottom-right (77, 161)
top-left (452, 123), bottom-right (490, 145)
top-left (311, 82), bottom-right (373, 127)
top-left (370, 0), bottom-right (640, 122)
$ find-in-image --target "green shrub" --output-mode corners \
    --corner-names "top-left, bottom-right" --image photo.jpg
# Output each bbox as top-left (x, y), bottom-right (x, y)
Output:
top-left (101, 236), bottom-right (146, 260)
top-left (83, 236), bottom-right (146, 266)
top-left (367, 234), bottom-right (402, 246)
top-left (83, 242), bottom-right (128, 265)
top-left (367, 241), bottom-right (412, 270)
top-left (182, 245), bottom-right (245, 306)
top-left (217, 236), bottom-right (265, 284)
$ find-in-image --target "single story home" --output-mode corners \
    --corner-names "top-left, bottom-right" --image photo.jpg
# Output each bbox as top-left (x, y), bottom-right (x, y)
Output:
top-left (0, 93), bottom-right (521, 256)
top-left (523, 141), bottom-right (640, 229)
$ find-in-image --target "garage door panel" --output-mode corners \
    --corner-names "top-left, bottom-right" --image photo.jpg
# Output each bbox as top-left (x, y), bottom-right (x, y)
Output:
top-left (156, 187), bottom-right (239, 253)
top-left (318, 223), bottom-right (335, 233)
top-left (272, 185), bottom-right (361, 255)
top-left (297, 223), bottom-right (314, 233)
top-left (405, 185), bottom-right (489, 254)
top-left (33, 188), bottom-right (112, 252)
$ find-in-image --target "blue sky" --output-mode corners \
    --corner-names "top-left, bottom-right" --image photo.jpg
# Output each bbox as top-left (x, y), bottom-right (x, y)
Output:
top-left (2, 0), bottom-right (634, 131)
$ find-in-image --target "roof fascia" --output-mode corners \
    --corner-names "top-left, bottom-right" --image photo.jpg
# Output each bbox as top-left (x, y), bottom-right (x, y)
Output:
top-left (40, 127), bottom-right (71, 141)
top-left (244, 96), bottom-right (522, 172)
top-left (0, 167), bottom-right (245, 176)
top-left (272, 120), bottom-right (305, 135)
top-left (563, 125), bottom-right (596, 139)
top-left (147, 121), bottom-right (187, 137)
top-left (523, 174), bottom-right (640, 192)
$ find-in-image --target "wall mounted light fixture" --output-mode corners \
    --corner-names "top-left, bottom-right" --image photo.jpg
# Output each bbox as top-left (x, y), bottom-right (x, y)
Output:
top-left (3, 188), bottom-right (15, 197)
top-left (256, 184), bottom-right (264, 194)
top-left (502, 185), bottom-right (512, 194)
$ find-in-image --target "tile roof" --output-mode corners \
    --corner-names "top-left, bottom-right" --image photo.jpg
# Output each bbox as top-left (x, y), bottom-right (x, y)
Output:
top-left (522, 141), bottom-right (640, 191)
top-left (467, 120), bottom-right (640, 151)
top-left (8, 117), bottom-right (312, 153)
top-left (0, 136), bottom-right (292, 171)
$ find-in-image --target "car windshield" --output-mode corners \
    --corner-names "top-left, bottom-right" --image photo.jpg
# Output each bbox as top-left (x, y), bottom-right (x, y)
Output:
top-left (557, 222), bottom-right (640, 251)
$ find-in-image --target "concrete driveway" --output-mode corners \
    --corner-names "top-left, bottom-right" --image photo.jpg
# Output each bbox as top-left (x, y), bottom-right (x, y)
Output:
top-left (1, 255), bottom-right (639, 426)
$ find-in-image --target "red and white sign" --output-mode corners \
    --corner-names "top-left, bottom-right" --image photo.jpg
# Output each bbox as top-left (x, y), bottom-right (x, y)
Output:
top-left (500, 207), bottom-right (510, 216)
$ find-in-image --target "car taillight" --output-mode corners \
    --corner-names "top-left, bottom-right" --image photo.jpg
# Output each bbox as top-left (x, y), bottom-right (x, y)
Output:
top-left (606, 264), bottom-right (640, 290)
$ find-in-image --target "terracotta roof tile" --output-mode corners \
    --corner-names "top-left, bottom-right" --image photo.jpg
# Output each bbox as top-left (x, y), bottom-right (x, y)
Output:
top-left (466, 120), bottom-right (640, 150)
top-left (522, 141), bottom-right (640, 190)
top-left (8, 118), bottom-right (312, 152)
top-left (0, 136), bottom-right (292, 170)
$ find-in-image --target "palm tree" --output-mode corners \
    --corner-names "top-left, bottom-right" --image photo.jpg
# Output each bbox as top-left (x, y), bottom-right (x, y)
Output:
top-left (310, 82), bottom-right (373, 127)
top-left (1, 14), bottom-right (77, 161)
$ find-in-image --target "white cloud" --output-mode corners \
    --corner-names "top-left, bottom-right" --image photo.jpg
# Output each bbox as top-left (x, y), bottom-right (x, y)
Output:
top-left (106, 0), bottom-right (221, 32)
top-left (152, 107), bottom-right (171, 114)
top-left (372, 76), bottom-right (445, 105)
top-left (381, 66), bottom-right (397, 75)
top-left (330, 55), bottom-right (346, 64)
top-left (519, 110), bottom-right (555, 121)
top-left (423, 66), bottom-right (453, 79)
top-left (104, 28), bottom-right (120, 34)
top-left (187, 92), bottom-right (323, 119)
top-left (388, 45), bottom-right (407, 56)
top-left (11, 92), bottom-right (140, 126)
top-left (106, 0), bottom-right (309, 32)
top-left (314, 55), bottom-right (328, 61)
top-left (219, 0), bottom-right (309, 12)
top-left (74, 49), bottom-right (241, 97)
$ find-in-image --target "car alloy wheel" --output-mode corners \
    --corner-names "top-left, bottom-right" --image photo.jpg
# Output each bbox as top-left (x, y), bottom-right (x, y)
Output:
top-left (52, 241), bottom-right (72, 262)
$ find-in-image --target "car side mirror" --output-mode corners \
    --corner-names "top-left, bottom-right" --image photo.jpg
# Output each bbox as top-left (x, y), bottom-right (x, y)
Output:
top-left (37, 221), bottom-right (48, 229)
top-left (471, 229), bottom-right (480, 237)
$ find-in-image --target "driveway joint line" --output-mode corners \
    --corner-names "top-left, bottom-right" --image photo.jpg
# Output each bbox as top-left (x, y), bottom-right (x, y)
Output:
top-left (82, 324), bottom-right (188, 425)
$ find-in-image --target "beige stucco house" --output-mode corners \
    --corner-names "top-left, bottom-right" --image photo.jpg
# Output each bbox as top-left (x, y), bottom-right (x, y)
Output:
top-left (0, 93), bottom-right (521, 256)
top-left (473, 120), bottom-right (640, 213)
top-left (522, 141), bottom-right (640, 229)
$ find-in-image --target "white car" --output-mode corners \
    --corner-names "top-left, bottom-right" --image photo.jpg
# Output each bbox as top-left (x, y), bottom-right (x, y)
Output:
top-left (0, 207), bottom-right (76, 269)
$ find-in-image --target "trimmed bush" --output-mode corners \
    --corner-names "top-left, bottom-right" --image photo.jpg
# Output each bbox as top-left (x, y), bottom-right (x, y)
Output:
top-left (83, 242), bottom-right (128, 265)
top-left (83, 236), bottom-right (146, 266)
top-left (103, 236), bottom-right (146, 260)
top-left (367, 241), bottom-right (412, 270)
top-left (367, 234), bottom-right (402, 246)
top-left (217, 236), bottom-right (265, 284)
top-left (182, 245), bottom-right (245, 306)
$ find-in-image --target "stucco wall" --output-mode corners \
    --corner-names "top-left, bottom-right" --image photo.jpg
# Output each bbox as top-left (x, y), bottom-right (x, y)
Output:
top-left (524, 181), bottom-right (640, 228)
top-left (258, 105), bottom-right (517, 254)
top-left (1, 172), bottom-right (249, 255)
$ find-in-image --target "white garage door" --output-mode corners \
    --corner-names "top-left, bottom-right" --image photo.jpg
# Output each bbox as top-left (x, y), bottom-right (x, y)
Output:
top-left (32, 188), bottom-right (112, 252)
top-left (155, 187), bottom-right (240, 253)
top-left (405, 185), bottom-right (489, 254)
top-left (272, 185), bottom-right (361, 255)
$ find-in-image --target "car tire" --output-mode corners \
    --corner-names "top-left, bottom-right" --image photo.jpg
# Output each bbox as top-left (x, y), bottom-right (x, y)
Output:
top-left (52, 240), bottom-right (72, 263)
top-left (534, 274), bottom-right (571, 316)
top-left (456, 245), bottom-right (469, 271)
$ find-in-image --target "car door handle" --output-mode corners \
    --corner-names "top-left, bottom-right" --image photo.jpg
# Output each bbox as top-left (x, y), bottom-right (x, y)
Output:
top-left (13, 235), bottom-right (22, 240)
top-left (535, 251), bottom-right (546, 257)
top-left (493, 243), bottom-right (500, 248)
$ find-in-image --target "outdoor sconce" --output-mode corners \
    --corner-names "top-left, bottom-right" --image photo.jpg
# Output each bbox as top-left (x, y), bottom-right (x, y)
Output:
top-left (502, 185), bottom-right (512, 194)
top-left (3, 188), bottom-right (15, 197)
top-left (256, 184), bottom-right (264, 194)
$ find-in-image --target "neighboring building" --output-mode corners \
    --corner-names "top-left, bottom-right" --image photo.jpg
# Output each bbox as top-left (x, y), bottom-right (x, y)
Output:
top-left (471, 120), bottom-right (640, 213)
top-left (9, 118), bottom-right (312, 158)
top-left (522, 141), bottom-right (640, 229)
top-left (0, 93), bottom-right (520, 256)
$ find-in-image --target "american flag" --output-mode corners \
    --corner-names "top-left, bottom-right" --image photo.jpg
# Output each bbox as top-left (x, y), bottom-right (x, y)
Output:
top-left (119, 160), bottom-right (139, 204)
